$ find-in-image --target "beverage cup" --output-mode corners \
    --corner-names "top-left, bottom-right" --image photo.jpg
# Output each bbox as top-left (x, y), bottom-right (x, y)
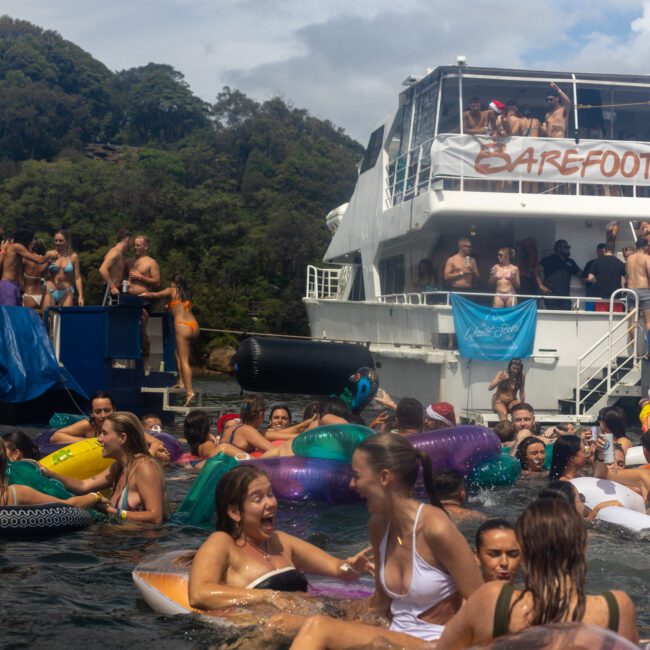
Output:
top-left (602, 432), bottom-right (615, 464)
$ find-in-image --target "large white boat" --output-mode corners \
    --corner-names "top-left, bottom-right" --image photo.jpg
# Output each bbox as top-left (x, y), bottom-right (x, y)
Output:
top-left (304, 64), bottom-right (650, 423)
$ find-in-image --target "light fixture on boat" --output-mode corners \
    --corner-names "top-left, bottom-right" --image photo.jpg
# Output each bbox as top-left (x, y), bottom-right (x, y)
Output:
top-left (469, 224), bottom-right (477, 237)
top-left (402, 75), bottom-right (421, 86)
top-left (456, 55), bottom-right (467, 67)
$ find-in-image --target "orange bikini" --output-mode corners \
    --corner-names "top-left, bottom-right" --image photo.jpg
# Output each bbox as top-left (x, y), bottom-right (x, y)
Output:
top-left (167, 298), bottom-right (197, 333)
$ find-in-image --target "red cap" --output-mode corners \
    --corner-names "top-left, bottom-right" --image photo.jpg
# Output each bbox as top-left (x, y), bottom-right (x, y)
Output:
top-left (489, 100), bottom-right (505, 114)
top-left (425, 402), bottom-right (456, 426)
top-left (217, 412), bottom-right (240, 435)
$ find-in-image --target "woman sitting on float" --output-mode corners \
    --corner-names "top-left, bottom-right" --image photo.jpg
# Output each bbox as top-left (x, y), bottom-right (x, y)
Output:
top-left (276, 432), bottom-right (483, 645)
top-left (42, 412), bottom-right (167, 524)
top-left (0, 439), bottom-right (100, 510)
top-left (188, 464), bottom-right (371, 610)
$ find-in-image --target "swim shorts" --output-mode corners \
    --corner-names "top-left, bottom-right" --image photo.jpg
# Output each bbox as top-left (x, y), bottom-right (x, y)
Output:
top-left (633, 288), bottom-right (650, 310)
top-left (0, 280), bottom-right (21, 306)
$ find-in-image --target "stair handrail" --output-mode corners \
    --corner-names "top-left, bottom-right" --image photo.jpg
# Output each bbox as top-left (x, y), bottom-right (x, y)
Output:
top-left (575, 289), bottom-right (639, 415)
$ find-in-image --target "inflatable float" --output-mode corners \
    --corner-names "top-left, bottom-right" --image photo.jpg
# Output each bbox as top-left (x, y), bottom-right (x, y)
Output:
top-left (40, 438), bottom-right (113, 480)
top-left (571, 477), bottom-right (650, 532)
top-left (133, 550), bottom-right (374, 616)
top-left (0, 502), bottom-right (92, 540)
top-left (625, 445), bottom-right (647, 467)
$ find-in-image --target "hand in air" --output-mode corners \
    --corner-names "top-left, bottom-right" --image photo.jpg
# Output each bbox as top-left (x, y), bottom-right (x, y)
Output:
top-left (341, 546), bottom-right (374, 579)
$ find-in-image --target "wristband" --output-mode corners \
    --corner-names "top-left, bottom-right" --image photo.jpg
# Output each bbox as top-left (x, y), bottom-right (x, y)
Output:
top-left (120, 509), bottom-right (128, 521)
top-left (94, 492), bottom-right (102, 503)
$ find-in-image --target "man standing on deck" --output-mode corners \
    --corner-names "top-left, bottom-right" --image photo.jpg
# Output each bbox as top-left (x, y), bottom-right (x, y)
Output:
top-left (625, 237), bottom-right (650, 354)
top-left (542, 82), bottom-right (571, 138)
top-left (0, 230), bottom-right (52, 306)
top-left (99, 228), bottom-right (132, 298)
top-left (444, 238), bottom-right (480, 291)
top-left (126, 234), bottom-right (160, 370)
top-left (463, 97), bottom-right (489, 134)
top-left (586, 245), bottom-right (626, 300)
top-left (539, 240), bottom-right (583, 310)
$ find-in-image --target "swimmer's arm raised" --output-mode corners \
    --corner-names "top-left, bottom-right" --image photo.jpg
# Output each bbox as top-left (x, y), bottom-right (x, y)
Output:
top-left (141, 287), bottom-right (172, 300)
top-left (265, 416), bottom-right (317, 441)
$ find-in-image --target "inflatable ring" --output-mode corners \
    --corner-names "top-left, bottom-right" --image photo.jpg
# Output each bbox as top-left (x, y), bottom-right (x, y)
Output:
top-left (291, 424), bottom-right (375, 461)
top-left (48, 412), bottom-right (85, 429)
top-left (409, 425), bottom-right (500, 474)
top-left (7, 460), bottom-right (73, 500)
top-left (133, 551), bottom-right (374, 617)
top-left (570, 477), bottom-right (645, 513)
top-left (150, 431), bottom-right (182, 462)
top-left (0, 502), bottom-right (92, 540)
top-left (468, 454), bottom-right (521, 489)
top-left (625, 446), bottom-right (646, 467)
top-left (40, 438), bottom-right (113, 480)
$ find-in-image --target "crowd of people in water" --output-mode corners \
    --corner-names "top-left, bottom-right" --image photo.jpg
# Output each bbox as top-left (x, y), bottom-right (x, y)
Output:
top-left (1, 380), bottom-right (648, 648)
top-left (0, 226), bottom-right (199, 406)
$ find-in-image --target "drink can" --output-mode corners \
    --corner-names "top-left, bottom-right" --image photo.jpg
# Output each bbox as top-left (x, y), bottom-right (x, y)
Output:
top-left (465, 255), bottom-right (471, 267)
top-left (602, 433), bottom-right (615, 464)
top-left (121, 280), bottom-right (129, 293)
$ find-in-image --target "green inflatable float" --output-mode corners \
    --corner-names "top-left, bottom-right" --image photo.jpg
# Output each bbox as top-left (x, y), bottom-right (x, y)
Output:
top-left (291, 424), bottom-right (375, 461)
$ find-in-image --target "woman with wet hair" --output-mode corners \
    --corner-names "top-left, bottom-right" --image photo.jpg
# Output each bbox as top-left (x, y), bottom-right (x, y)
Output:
top-left (489, 359), bottom-right (525, 421)
top-left (548, 434), bottom-right (588, 481)
top-left (514, 436), bottom-right (546, 474)
top-left (265, 404), bottom-right (317, 442)
top-left (42, 412), bottom-right (167, 524)
top-left (188, 465), bottom-right (371, 610)
top-left (1, 431), bottom-right (40, 461)
top-left (433, 499), bottom-right (638, 647)
top-left (286, 433), bottom-right (483, 646)
top-left (50, 391), bottom-right (116, 445)
top-left (220, 396), bottom-right (276, 455)
top-left (539, 481), bottom-right (623, 522)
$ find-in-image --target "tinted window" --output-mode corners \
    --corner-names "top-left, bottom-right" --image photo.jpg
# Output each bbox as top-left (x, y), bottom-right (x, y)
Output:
top-left (360, 126), bottom-right (385, 174)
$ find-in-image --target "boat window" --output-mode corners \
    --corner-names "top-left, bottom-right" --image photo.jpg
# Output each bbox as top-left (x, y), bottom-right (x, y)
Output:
top-left (349, 265), bottom-right (366, 301)
top-left (438, 76), bottom-right (461, 135)
top-left (412, 80), bottom-right (438, 149)
top-left (575, 82), bottom-right (650, 141)
top-left (379, 254), bottom-right (405, 294)
top-left (386, 105), bottom-right (406, 161)
top-left (360, 125), bottom-right (385, 174)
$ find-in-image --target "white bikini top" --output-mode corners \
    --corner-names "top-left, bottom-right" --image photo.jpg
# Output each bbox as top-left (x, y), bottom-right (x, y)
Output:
top-left (379, 503), bottom-right (458, 640)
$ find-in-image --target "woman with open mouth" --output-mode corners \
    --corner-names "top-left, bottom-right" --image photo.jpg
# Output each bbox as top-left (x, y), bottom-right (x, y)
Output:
top-left (188, 465), bottom-right (372, 612)
top-left (514, 436), bottom-right (547, 475)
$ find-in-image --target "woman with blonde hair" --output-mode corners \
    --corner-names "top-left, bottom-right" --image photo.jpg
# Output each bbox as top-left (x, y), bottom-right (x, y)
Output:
top-left (489, 247), bottom-right (520, 307)
top-left (42, 411), bottom-right (167, 524)
top-left (43, 229), bottom-right (84, 307)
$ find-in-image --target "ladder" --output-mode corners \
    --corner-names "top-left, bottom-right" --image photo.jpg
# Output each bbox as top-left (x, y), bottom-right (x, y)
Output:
top-left (140, 387), bottom-right (221, 417)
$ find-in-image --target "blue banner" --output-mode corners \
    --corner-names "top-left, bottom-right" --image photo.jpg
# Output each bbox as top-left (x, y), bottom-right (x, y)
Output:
top-left (450, 295), bottom-right (537, 360)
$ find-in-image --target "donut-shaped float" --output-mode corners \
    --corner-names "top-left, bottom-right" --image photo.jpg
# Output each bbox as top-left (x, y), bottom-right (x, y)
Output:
top-left (149, 431), bottom-right (182, 462)
top-left (7, 460), bottom-right (72, 500)
top-left (133, 550), bottom-right (374, 617)
top-left (35, 428), bottom-right (67, 457)
top-left (0, 502), bottom-right (92, 540)
top-left (625, 445), bottom-right (646, 467)
top-left (291, 424), bottom-right (374, 461)
top-left (40, 438), bottom-right (113, 480)
top-left (468, 454), bottom-right (521, 489)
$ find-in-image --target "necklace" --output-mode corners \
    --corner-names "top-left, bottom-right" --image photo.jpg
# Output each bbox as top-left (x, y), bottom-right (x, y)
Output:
top-left (246, 536), bottom-right (271, 562)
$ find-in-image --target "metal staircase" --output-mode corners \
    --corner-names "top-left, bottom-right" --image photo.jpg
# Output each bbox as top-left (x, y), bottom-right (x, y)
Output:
top-left (559, 289), bottom-right (642, 416)
top-left (140, 386), bottom-right (221, 417)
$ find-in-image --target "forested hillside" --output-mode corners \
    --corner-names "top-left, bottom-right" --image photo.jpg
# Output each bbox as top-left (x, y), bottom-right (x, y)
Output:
top-left (0, 16), bottom-right (364, 342)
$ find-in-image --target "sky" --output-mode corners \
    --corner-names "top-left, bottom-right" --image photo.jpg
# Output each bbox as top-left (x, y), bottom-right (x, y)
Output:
top-left (3, 0), bottom-right (650, 143)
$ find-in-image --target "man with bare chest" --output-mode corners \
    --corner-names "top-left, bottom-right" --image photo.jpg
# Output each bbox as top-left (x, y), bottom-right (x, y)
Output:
top-left (542, 82), bottom-right (571, 138)
top-left (0, 229), bottom-right (52, 306)
top-left (126, 234), bottom-right (160, 370)
top-left (444, 238), bottom-right (480, 290)
top-left (463, 98), bottom-right (489, 134)
top-left (99, 229), bottom-right (132, 297)
top-left (626, 237), bottom-right (650, 353)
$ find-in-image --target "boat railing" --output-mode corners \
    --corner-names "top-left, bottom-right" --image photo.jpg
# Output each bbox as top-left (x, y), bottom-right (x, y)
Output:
top-left (306, 264), bottom-right (343, 299)
top-left (574, 288), bottom-right (640, 416)
top-left (386, 134), bottom-right (650, 208)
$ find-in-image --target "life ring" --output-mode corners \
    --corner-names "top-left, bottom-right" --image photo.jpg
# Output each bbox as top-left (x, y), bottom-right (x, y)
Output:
top-left (625, 446), bottom-right (646, 467)
top-left (291, 424), bottom-right (375, 462)
top-left (132, 550), bottom-right (374, 617)
top-left (570, 477), bottom-right (645, 513)
top-left (468, 454), bottom-right (521, 489)
top-left (40, 438), bottom-right (113, 480)
top-left (0, 502), bottom-right (92, 540)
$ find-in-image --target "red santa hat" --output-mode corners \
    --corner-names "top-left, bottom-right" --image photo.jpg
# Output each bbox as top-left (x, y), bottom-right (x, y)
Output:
top-left (217, 412), bottom-right (240, 435)
top-left (425, 402), bottom-right (457, 427)
top-left (489, 100), bottom-right (505, 114)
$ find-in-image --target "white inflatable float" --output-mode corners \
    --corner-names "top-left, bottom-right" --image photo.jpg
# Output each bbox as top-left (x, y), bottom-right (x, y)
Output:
top-left (624, 445), bottom-right (647, 467)
top-left (571, 477), bottom-right (650, 532)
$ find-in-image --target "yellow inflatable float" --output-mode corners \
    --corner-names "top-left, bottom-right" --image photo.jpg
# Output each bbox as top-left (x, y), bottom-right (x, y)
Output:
top-left (40, 438), bottom-right (113, 480)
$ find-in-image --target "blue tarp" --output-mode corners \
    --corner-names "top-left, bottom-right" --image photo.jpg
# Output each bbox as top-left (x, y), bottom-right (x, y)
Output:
top-left (0, 307), bottom-right (88, 403)
top-left (451, 294), bottom-right (537, 360)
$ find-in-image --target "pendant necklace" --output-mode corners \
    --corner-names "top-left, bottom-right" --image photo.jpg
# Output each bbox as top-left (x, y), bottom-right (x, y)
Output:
top-left (246, 537), bottom-right (271, 562)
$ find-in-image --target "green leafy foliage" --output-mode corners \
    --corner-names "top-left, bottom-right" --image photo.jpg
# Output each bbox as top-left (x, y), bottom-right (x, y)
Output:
top-left (0, 18), bottom-right (364, 340)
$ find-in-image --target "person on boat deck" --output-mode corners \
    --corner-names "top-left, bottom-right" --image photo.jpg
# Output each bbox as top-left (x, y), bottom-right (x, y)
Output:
top-left (583, 243), bottom-right (608, 298)
top-left (423, 402), bottom-right (456, 431)
top-left (0, 229), bottom-right (52, 306)
top-left (432, 499), bottom-right (638, 649)
top-left (99, 228), bottom-right (132, 298)
top-left (22, 238), bottom-right (48, 308)
top-left (517, 237), bottom-right (543, 296)
top-left (126, 234), bottom-right (160, 371)
top-left (282, 433), bottom-right (484, 648)
top-left (586, 244), bottom-right (626, 301)
top-left (188, 465), bottom-right (372, 611)
top-left (489, 358), bottom-right (525, 421)
top-left (414, 258), bottom-right (437, 293)
top-left (541, 82), bottom-right (572, 139)
top-left (492, 420), bottom-right (517, 450)
top-left (43, 229), bottom-right (84, 308)
top-left (0, 439), bottom-right (102, 510)
top-left (514, 436), bottom-right (546, 474)
top-left (463, 97), bottom-right (489, 135)
top-left (141, 274), bottom-right (199, 407)
top-left (42, 411), bottom-right (167, 524)
top-left (433, 469), bottom-right (483, 521)
top-left (539, 239), bottom-right (583, 310)
top-left (2, 431), bottom-right (40, 461)
top-left (599, 406), bottom-right (633, 455)
top-left (443, 238), bottom-right (480, 292)
top-left (396, 398), bottom-right (424, 435)
top-left (548, 434), bottom-right (589, 482)
top-left (593, 430), bottom-right (650, 506)
top-left (625, 237), bottom-right (650, 350)
top-left (474, 519), bottom-right (520, 583)
top-left (539, 480), bottom-right (624, 522)
top-left (489, 248), bottom-right (520, 308)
